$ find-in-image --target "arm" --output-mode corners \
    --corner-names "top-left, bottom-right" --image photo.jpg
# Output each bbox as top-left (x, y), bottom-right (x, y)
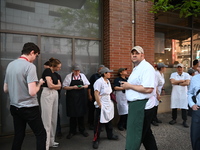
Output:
top-left (3, 83), bottom-right (8, 93)
top-left (88, 89), bottom-right (93, 101)
top-left (94, 90), bottom-right (101, 108)
top-left (188, 78), bottom-right (199, 110)
top-left (179, 79), bottom-right (190, 86)
top-left (46, 76), bottom-right (61, 90)
top-left (170, 79), bottom-right (185, 85)
top-left (114, 86), bottom-right (125, 91)
top-left (121, 81), bottom-right (154, 93)
top-left (28, 79), bottom-right (44, 96)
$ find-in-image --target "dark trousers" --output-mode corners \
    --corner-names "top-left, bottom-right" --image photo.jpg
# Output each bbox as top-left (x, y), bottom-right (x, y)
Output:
top-left (118, 114), bottom-right (128, 129)
top-left (152, 106), bottom-right (159, 122)
top-left (191, 110), bottom-right (200, 150)
top-left (69, 116), bottom-right (85, 133)
top-left (88, 99), bottom-right (95, 125)
top-left (142, 107), bottom-right (158, 150)
top-left (93, 108), bottom-right (113, 141)
top-left (172, 108), bottom-right (187, 121)
top-left (56, 108), bottom-right (61, 134)
top-left (10, 105), bottom-right (46, 150)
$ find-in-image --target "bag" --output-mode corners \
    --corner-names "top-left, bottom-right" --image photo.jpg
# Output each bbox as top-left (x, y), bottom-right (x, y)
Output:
top-left (110, 92), bottom-right (117, 103)
top-left (192, 89), bottom-right (200, 103)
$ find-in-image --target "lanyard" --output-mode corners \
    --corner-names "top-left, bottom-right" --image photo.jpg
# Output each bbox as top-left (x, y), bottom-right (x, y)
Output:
top-left (19, 56), bottom-right (29, 61)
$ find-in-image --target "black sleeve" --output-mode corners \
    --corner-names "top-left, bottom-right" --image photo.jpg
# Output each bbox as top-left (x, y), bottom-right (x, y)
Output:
top-left (114, 77), bottom-right (120, 87)
top-left (42, 68), bottom-right (53, 87)
top-left (88, 74), bottom-right (95, 89)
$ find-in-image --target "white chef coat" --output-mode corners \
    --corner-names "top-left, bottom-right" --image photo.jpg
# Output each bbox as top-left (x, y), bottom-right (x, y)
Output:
top-left (170, 72), bottom-right (190, 109)
top-left (93, 77), bottom-right (114, 123)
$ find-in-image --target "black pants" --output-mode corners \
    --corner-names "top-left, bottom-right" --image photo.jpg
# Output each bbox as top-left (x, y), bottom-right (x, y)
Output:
top-left (172, 108), bottom-right (187, 121)
top-left (142, 107), bottom-right (158, 150)
top-left (118, 114), bottom-right (128, 128)
top-left (56, 108), bottom-right (61, 134)
top-left (69, 116), bottom-right (85, 134)
top-left (10, 105), bottom-right (46, 150)
top-left (93, 108), bottom-right (113, 141)
top-left (152, 106), bottom-right (159, 122)
top-left (88, 99), bottom-right (95, 125)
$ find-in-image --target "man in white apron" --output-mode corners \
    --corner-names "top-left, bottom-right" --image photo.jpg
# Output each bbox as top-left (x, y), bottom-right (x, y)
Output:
top-left (169, 63), bottom-right (190, 128)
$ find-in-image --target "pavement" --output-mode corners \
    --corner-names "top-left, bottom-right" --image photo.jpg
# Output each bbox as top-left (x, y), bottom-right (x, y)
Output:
top-left (0, 111), bottom-right (192, 150)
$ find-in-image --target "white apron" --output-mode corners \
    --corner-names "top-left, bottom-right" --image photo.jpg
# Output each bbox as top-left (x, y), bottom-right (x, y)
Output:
top-left (116, 91), bottom-right (128, 115)
top-left (171, 85), bottom-right (188, 109)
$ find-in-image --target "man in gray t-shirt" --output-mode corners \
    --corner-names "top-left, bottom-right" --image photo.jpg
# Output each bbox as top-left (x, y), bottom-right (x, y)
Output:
top-left (4, 42), bottom-right (46, 150)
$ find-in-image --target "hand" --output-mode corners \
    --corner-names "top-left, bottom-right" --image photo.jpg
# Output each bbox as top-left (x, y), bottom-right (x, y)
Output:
top-left (120, 81), bottom-right (130, 89)
top-left (192, 105), bottom-right (199, 110)
top-left (39, 78), bottom-right (45, 85)
top-left (88, 95), bottom-right (93, 101)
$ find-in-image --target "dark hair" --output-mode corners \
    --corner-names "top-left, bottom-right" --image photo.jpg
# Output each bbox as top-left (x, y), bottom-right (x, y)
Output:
top-left (193, 59), bottom-right (199, 66)
top-left (157, 67), bottom-right (162, 71)
top-left (21, 42), bottom-right (40, 55)
top-left (49, 57), bottom-right (61, 67)
top-left (44, 61), bottom-right (50, 66)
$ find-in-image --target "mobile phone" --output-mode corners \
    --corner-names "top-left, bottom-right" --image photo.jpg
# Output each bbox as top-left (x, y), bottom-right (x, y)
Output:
top-left (77, 85), bottom-right (82, 88)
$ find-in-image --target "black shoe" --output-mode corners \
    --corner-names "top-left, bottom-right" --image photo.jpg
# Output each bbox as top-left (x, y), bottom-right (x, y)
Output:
top-left (93, 141), bottom-right (99, 149)
top-left (169, 120), bottom-right (177, 125)
top-left (152, 121), bottom-right (159, 126)
top-left (156, 119), bottom-right (162, 123)
top-left (108, 135), bottom-right (118, 140)
top-left (183, 121), bottom-right (189, 128)
top-left (118, 126), bottom-right (124, 131)
top-left (66, 133), bottom-right (76, 139)
top-left (80, 131), bottom-right (89, 137)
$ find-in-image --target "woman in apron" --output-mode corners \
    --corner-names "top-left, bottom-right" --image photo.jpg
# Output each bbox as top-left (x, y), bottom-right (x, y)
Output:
top-left (63, 65), bottom-right (90, 139)
top-left (114, 68), bottom-right (128, 131)
top-left (92, 67), bottom-right (118, 149)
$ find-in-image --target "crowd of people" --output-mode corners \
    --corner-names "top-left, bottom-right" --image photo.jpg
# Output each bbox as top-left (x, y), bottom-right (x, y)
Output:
top-left (3, 42), bottom-right (200, 150)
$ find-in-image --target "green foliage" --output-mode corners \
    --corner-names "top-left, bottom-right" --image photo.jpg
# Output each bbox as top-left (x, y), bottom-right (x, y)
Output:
top-left (148, 0), bottom-right (200, 18)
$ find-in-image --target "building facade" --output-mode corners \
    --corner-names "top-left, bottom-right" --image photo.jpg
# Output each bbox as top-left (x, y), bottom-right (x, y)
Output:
top-left (0, 0), bottom-right (200, 135)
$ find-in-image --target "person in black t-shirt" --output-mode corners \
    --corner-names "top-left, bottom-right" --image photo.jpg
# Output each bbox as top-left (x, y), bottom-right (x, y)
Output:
top-left (41, 58), bottom-right (62, 149)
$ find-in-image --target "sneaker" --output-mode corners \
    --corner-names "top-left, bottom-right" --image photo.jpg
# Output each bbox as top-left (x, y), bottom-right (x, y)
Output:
top-left (183, 121), bottom-right (189, 128)
top-left (93, 141), bottom-right (99, 149)
top-left (66, 133), bottom-right (76, 139)
top-left (80, 131), bottom-right (89, 137)
top-left (169, 120), bottom-right (177, 125)
top-left (151, 121), bottom-right (159, 126)
top-left (156, 119), bottom-right (162, 123)
top-left (50, 142), bottom-right (59, 148)
top-left (108, 135), bottom-right (118, 140)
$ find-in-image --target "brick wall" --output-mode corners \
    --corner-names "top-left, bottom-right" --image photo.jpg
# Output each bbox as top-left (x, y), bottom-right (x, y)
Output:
top-left (103, 0), bottom-right (133, 78)
top-left (103, 0), bottom-right (155, 79)
top-left (135, 0), bottom-right (155, 65)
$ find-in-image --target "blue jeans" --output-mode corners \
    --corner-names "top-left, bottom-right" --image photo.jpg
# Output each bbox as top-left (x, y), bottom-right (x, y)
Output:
top-left (10, 105), bottom-right (46, 150)
top-left (191, 110), bottom-right (200, 150)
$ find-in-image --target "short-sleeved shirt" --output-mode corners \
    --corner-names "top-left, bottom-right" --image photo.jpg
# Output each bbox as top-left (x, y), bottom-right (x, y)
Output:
top-left (156, 70), bottom-right (165, 95)
top-left (88, 73), bottom-right (101, 97)
top-left (114, 77), bottom-right (128, 87)
top-left (63, 72), bottom-right (90, 87)
top-left (125, 59), bottom-right (155, 102)
top-left (93, 77), bottom-right (112, 95)
top-left (42, 68), bottom-right (59, 87)
top-left (4, 59), bottom-right (39, 108)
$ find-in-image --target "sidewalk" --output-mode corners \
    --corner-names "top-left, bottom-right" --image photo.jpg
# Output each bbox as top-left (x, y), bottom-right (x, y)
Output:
top-left (0, 112), bottom-right (192, 150)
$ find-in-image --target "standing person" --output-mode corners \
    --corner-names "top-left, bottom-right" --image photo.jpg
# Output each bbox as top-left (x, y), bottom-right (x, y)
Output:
top-left (192, 59), bottom-right (199, 75)
top-left (121, 46), bottom-right (157, 150)
top-left (169, 63), bottom-right (190, 128)
top-left (41, 58), bottom-right (62, 149)
top-left (92, 67), bottom-right (118, 149)
top-left (188, 61), bottom-right (200, 150)
top-left (114, 68), bottom-right (128, 131)
top-left (87, 65), bottom-right (105, 130)
top-left (63, 65), bottom-right (90, 139)
top-left (43, 61), bottom-right (62, 138)
top-left (151, 63), bottom-right (167, 126)
top-left (3, 42), bottom-right (46, 150)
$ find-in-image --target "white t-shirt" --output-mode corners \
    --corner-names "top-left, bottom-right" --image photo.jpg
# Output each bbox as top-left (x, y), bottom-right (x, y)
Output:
top-left (156, 70), bottom-right (165, 95)
top-left (126, 59), bottom-right (155, 102)
top-left (62, 72), bottom-right (90, 87)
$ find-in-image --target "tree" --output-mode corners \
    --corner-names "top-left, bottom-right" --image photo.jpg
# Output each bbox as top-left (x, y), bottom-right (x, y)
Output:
top-left (148, 0), bottom-right (200, 18)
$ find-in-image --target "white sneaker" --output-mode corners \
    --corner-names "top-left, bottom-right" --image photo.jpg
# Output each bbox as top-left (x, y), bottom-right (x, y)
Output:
top-left (50, 142), bottom-right (59, 148)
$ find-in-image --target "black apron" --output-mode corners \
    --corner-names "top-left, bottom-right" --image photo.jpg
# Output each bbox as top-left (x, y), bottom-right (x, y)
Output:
top-left (66, 74), bottom-right (87, 117)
